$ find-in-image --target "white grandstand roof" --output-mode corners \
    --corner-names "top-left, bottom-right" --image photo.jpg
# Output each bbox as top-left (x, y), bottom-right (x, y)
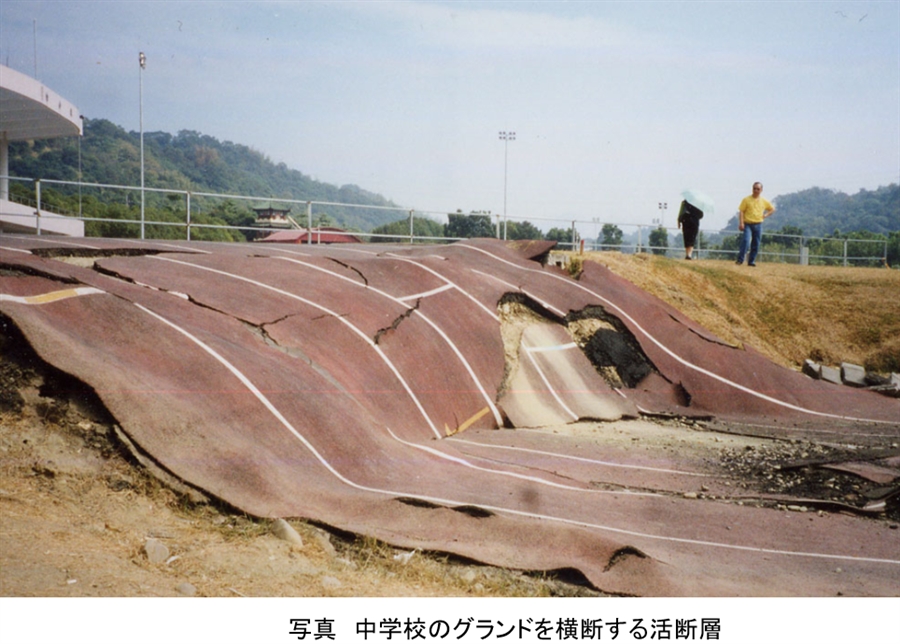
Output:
top-left (0, 64), bottom-right (82, 141)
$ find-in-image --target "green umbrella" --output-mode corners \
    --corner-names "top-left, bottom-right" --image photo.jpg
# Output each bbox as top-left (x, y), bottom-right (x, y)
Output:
top-left (681, 189), bottom-right (715, 216)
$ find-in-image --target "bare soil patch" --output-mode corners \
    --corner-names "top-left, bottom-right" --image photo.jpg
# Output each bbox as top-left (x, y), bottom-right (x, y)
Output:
top-left (0, 327), bottom-right (598, 597)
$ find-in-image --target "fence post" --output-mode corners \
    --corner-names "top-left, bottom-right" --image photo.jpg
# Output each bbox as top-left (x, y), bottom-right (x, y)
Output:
top-left (306, 201), bottom-right (312, 245)
top-left (0, 133), bottom-right (8, 201)
top-left (843, 239), bottom-right (848, 267)
top-left (35, 178), bottom-right (42, 235)
top-left (185, 191), bottom-right (191, 241)
top-left (408, 209), bottom-right (414, 244)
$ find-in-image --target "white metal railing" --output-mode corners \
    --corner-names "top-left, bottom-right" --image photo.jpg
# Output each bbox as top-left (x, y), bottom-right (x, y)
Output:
top-left (1, 174), bottom-right (891, 266)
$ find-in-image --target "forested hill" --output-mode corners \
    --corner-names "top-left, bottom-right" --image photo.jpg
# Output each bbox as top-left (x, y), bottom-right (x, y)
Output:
top-left (8, 118), bottom-right (402, 231)
top-left (9, 117), bottom-right (898, 237)
top-left (723, 185), bottom-right (899, 236)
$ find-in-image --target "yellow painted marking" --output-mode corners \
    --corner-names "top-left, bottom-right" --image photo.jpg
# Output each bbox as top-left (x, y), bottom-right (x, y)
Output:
top-left (445, 406), bottom-right (492, 437)
top-left (28, 289), bottom-right (84, 304)
top-left (0, 287), bottom-right (104, 305)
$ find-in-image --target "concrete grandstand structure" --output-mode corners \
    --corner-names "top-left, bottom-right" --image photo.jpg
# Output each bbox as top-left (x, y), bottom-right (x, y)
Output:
top-left (0, 63), bottom-right (84, 236)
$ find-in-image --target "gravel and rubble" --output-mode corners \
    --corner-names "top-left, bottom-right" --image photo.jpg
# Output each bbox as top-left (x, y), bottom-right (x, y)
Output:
top-left (718, 436), bottom-right (900, 522)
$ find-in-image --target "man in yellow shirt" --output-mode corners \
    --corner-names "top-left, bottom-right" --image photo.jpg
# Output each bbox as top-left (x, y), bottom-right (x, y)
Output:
top-left (736, 181), bottom-right (775, 266)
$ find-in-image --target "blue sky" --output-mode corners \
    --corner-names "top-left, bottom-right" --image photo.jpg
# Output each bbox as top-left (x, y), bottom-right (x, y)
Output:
top-left (2, 1), bottom-right (898, 232)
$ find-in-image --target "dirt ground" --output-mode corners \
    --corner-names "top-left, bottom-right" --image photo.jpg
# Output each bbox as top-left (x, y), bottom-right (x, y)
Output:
top-left (2, 254), bottom-right (898, 597)
top-left (0, 321), bottom-right (610, 598)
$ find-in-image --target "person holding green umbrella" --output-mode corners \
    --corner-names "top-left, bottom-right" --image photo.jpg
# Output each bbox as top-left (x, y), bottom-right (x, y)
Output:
top-left (680, 189), bottom-right (713, 260)
top-left (677, 200), bottom-right (704, 259)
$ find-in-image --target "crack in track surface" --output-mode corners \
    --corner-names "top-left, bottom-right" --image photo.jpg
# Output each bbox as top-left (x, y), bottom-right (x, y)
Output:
top-left (374, 299), bottom-right (420, 345)
top-left (328, 258), bottom-right (369, 287)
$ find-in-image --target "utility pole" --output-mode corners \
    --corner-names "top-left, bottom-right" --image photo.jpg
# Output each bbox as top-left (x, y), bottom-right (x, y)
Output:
top-left (499, 131), bottom-right (515, 239)
top-left (139, 51), bottom-right (146, 239)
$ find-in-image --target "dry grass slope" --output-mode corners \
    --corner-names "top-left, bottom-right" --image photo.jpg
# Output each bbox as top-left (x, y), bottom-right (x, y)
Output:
top-left (580, 252), bottom-right (900, 373)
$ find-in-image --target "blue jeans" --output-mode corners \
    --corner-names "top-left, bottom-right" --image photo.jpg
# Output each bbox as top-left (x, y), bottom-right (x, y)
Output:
top-left (737, 223), bottom-right (762, 265)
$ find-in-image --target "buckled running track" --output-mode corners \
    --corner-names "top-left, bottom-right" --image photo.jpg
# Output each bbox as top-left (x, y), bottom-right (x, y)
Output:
top-left (1, 235), bottom-right (898, 596)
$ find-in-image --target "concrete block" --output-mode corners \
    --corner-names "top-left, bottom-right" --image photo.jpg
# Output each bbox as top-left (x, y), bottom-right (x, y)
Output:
top-left (841, 362), bottom-right (867, 388)
top-left (870, 373), bottom-right (900, 398)
top-left (865, 371), bottom-right (890, 387)
top-left (820, 365), bottom-right (842, 385)
top-left (802, 359), bottom-right (821, 379)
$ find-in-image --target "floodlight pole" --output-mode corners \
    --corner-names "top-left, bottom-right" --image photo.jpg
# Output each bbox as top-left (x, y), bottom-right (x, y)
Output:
top-left (658, 202), bottom-right (667, 229)
top-left (139, 51), bottom-right (146, 239)
top-left (75, 116), bottom-right (83, 216)
top-left (499, 131), bottom-right (515, 240)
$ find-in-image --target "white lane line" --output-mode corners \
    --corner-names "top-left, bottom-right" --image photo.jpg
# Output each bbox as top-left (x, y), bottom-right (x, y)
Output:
top-left (274, 256), bottom-right (504, 428)
top-left (110, 239), bottom-right (213, 254)
top-left (469, 267), bottom-right (580, 421)
top-left (397, 283), bottom-right (455, 302)
top-left (522, 340), bottom-right (579, 422)
top-left (358, 253), bottom-right (582, 427)
top-left (259, 247), bottom-right (310, 257)
top-left (379, 257), bottom-right (575, 427)
top-left (526, 342), bottom-right (580, 353)
top-left (151, 255), bottom-right (442, 439)
top-left (458, 244), bottom-right (898, 426)
top-left (266, 256), bottom-right (658, 496)
top-left (0, 245), bottom-right (33, 255)
top-left (154, 243), bottom-right (212, 254)
top-left (470, 268), bottom-right (566, 317)
top-left (133, 302), bottom-right (372, 488)
top-left (390, 257), bottom-right (500, 321)
top-left (384, 427), bottom-right (659, 497)
top-left (326, 246), bottom-right (380, 256)
top-left (3, 238), bottom-right (101, 250)
top-left (449, 437), bottom-right (713, 478)
top-left (0, 287), bottom-right (105, 305)
top-left (130, 300), bottom-right (900, 566)
top-left (384, 252), bottom-right (448, 261)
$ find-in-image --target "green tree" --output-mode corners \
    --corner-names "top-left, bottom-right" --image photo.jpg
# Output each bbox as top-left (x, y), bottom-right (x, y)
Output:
top-left (372, 217), bottom-right (445, 243)
top-left (445, 211), bottom-right (494, 239)
top-left (886, 231), bottom-right (900, 267)
top-left (600, 224), bottom-right (623, 249)
top-left (842, 230), bottom-right (888, 267)
top-left (770, 225), bottom-right (804, 249)
top-left (8, 117), bottom-right (408, 233)
top-left (648, 227), bottom-right (669, 256)
top-left (313, 212), bottom-right (337, 227)
top-left (697, 230), bottom-right (709, 253)
top-left (721, 184), bottom-right (898, 237)
top-left (189, 212), bottom-right (244, 242)
top-left (505, 220), bottom-right (543, 240)
top-left (85, 202), bottom-right (139, 238)
top-left (545, 227), bottom-right (579, 247)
